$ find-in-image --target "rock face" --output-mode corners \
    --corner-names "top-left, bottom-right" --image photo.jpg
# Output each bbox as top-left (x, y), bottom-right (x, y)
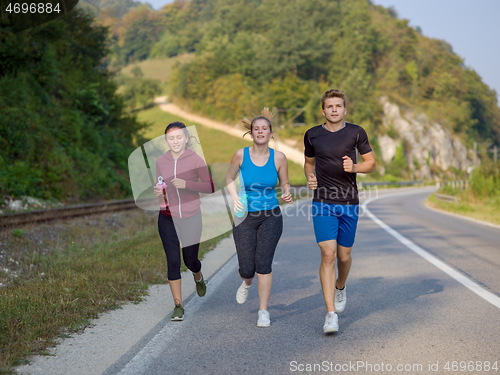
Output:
top-left (378, 97), bottom-right (474, 179)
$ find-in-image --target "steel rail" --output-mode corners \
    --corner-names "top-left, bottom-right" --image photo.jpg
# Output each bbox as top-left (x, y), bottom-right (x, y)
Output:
top-left (0, 199), bottom-right (139, 228)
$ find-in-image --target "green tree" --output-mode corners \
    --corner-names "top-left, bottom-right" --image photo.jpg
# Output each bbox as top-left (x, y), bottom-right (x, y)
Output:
top-left (159, 0), bottom-right (499, 160)
top-left (0, 9), bottom-right (145, 201)
top-left (116, 5), bottom-right (163, 64)
top-left (120, 74), bottom-right (163, 111)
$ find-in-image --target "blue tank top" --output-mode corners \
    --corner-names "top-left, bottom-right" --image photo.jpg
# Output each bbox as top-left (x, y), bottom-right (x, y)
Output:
top-left (240, 147), bottom-right (279, 212)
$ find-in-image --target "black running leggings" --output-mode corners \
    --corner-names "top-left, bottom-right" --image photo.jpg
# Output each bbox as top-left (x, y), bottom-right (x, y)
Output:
top-left (157, 212), bottom-right (202, 281)
top-left (233, 207), bottom-right (283, 279)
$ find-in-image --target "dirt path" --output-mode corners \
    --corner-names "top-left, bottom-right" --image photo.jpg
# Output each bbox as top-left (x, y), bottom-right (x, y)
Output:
top-left (154, 96), bottom-right (304, 165)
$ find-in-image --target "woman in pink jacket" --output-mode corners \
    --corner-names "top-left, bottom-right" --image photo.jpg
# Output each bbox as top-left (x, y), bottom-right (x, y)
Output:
top-left (153, 122), bottom-right (214, 321)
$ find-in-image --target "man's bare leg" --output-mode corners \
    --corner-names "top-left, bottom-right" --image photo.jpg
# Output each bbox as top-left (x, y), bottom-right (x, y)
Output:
top-left (318, 240), bottom-right (337, 312)
top-left (336, 244), bottom-right (352, 289)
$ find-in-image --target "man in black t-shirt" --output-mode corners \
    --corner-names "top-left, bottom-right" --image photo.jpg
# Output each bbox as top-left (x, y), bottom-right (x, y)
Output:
top-left (304, 89), bottom-right (376, 334)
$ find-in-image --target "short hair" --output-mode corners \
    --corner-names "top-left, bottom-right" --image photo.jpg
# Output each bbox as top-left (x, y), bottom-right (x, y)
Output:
top-left (321, 89), bottom-right (346, 109)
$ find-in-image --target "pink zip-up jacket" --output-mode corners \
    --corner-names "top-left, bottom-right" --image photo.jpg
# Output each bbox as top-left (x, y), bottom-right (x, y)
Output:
top-left (155, 149), bottom-right (214, 218)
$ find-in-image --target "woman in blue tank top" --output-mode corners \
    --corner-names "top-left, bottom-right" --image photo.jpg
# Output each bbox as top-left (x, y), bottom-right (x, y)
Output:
top-left (226, 109), bottom-right (293, 328)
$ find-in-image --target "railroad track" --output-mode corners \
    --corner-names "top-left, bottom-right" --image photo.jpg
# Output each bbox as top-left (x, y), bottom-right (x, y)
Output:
top-left (0, 182), bottom-right (426, 229)
top-left (0, 199), bottom-right (139, 229)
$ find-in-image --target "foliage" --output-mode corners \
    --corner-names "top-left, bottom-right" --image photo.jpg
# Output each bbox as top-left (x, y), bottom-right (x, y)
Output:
top-left (431, 160), bottom-right (500, 225)
top-left (87, 0), bottom-right (142, 19)
top-left (150, 0), bottom-right (201, 57)
top-left (117, 67), bottom-right (163, 110)
top-left (469, 161), bottom-right (498, 199)
top-left (0, 9), bottom-right (146, 202)
top-left (387, 144), bottom-right (408, 178)
top-left (112, 5), bottom-right (164, 65)
top-left (125, 0), bottom-right (500, 150)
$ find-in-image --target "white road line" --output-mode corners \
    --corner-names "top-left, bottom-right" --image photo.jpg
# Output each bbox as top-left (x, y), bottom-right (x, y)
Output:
top-left (363, 191), bottom-right (500, 310)
top-left (117, 255), bottom-right (238, 375)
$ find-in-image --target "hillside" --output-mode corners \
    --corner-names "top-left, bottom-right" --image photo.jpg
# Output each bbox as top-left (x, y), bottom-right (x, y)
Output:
top-left (0, 9), bottom-right (146, 202)
top-left (2, 0), bottom-right (499, 203)
top-left (112, 0), bottom-right (500, 180)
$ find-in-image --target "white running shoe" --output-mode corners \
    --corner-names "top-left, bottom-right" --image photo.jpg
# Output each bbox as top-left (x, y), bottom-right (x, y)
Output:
top-left (236, 281), bottom-right (250, 304)
top-left (323, 311), bottom-right (339, 333)
top-left (335, 286), bottom-right (346, 313)
top-left (257, 309), bottom-right (271, 327)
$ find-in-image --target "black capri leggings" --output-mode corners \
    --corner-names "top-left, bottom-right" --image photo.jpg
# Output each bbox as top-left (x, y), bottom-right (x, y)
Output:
top-left (233, 207), bottom-right (283, 279)
top-left (158, 212), bottom-right (202, 281)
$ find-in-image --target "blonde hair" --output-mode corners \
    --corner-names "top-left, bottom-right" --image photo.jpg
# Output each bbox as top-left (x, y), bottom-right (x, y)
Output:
top-left (241, 107), bottom-right (275, 137)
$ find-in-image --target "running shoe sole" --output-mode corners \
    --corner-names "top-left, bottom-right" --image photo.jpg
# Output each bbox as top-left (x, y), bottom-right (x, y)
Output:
top-left (323, 325), bottom-right (338, 334)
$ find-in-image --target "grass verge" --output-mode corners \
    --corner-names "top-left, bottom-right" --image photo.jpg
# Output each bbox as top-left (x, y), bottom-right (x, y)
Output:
top-left (427, 193), bottom-right (500, 226)
top-left (0, 209), bottom-right (229, 374)
top-left (427, 162), bottom-right (499, 226)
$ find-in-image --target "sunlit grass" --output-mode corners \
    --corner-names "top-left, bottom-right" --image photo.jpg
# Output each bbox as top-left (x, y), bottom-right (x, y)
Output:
top-left (427, 193), bottom-right (500, 226)
top-left (120, 54), bottom-right (194, 84)
top-left (0, 210), bottom-right (228, 373)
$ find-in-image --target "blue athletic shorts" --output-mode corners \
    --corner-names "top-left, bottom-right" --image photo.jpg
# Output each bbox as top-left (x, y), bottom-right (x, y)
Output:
top-left (311, 201), bottom-right (359, 247)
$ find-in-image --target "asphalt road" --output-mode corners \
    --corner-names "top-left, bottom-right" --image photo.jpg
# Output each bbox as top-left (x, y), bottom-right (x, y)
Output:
top-left (107, 187), bottom-right (499, 375)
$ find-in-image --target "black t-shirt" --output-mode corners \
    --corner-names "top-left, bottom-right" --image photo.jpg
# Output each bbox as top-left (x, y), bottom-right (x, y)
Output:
top-left (304, 122), bottom-right (372, 205)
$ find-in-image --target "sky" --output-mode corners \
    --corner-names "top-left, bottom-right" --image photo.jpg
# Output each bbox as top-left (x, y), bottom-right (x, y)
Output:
top-left (140, 0), bottom-right (500, 104)
top-left (370, 0), bottom-right (500, 104)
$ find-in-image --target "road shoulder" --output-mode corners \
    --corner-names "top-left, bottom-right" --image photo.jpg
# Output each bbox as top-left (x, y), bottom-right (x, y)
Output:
top-left (16, 236), bottom-right (236, 375)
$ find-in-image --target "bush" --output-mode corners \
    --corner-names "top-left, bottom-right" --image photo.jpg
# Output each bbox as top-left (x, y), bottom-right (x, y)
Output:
top-left (470, 162), bottom-right (498, 198)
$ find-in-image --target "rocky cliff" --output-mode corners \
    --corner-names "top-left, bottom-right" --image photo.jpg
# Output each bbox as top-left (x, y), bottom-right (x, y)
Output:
top-left (377, 97), bottom-right (475, 179)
